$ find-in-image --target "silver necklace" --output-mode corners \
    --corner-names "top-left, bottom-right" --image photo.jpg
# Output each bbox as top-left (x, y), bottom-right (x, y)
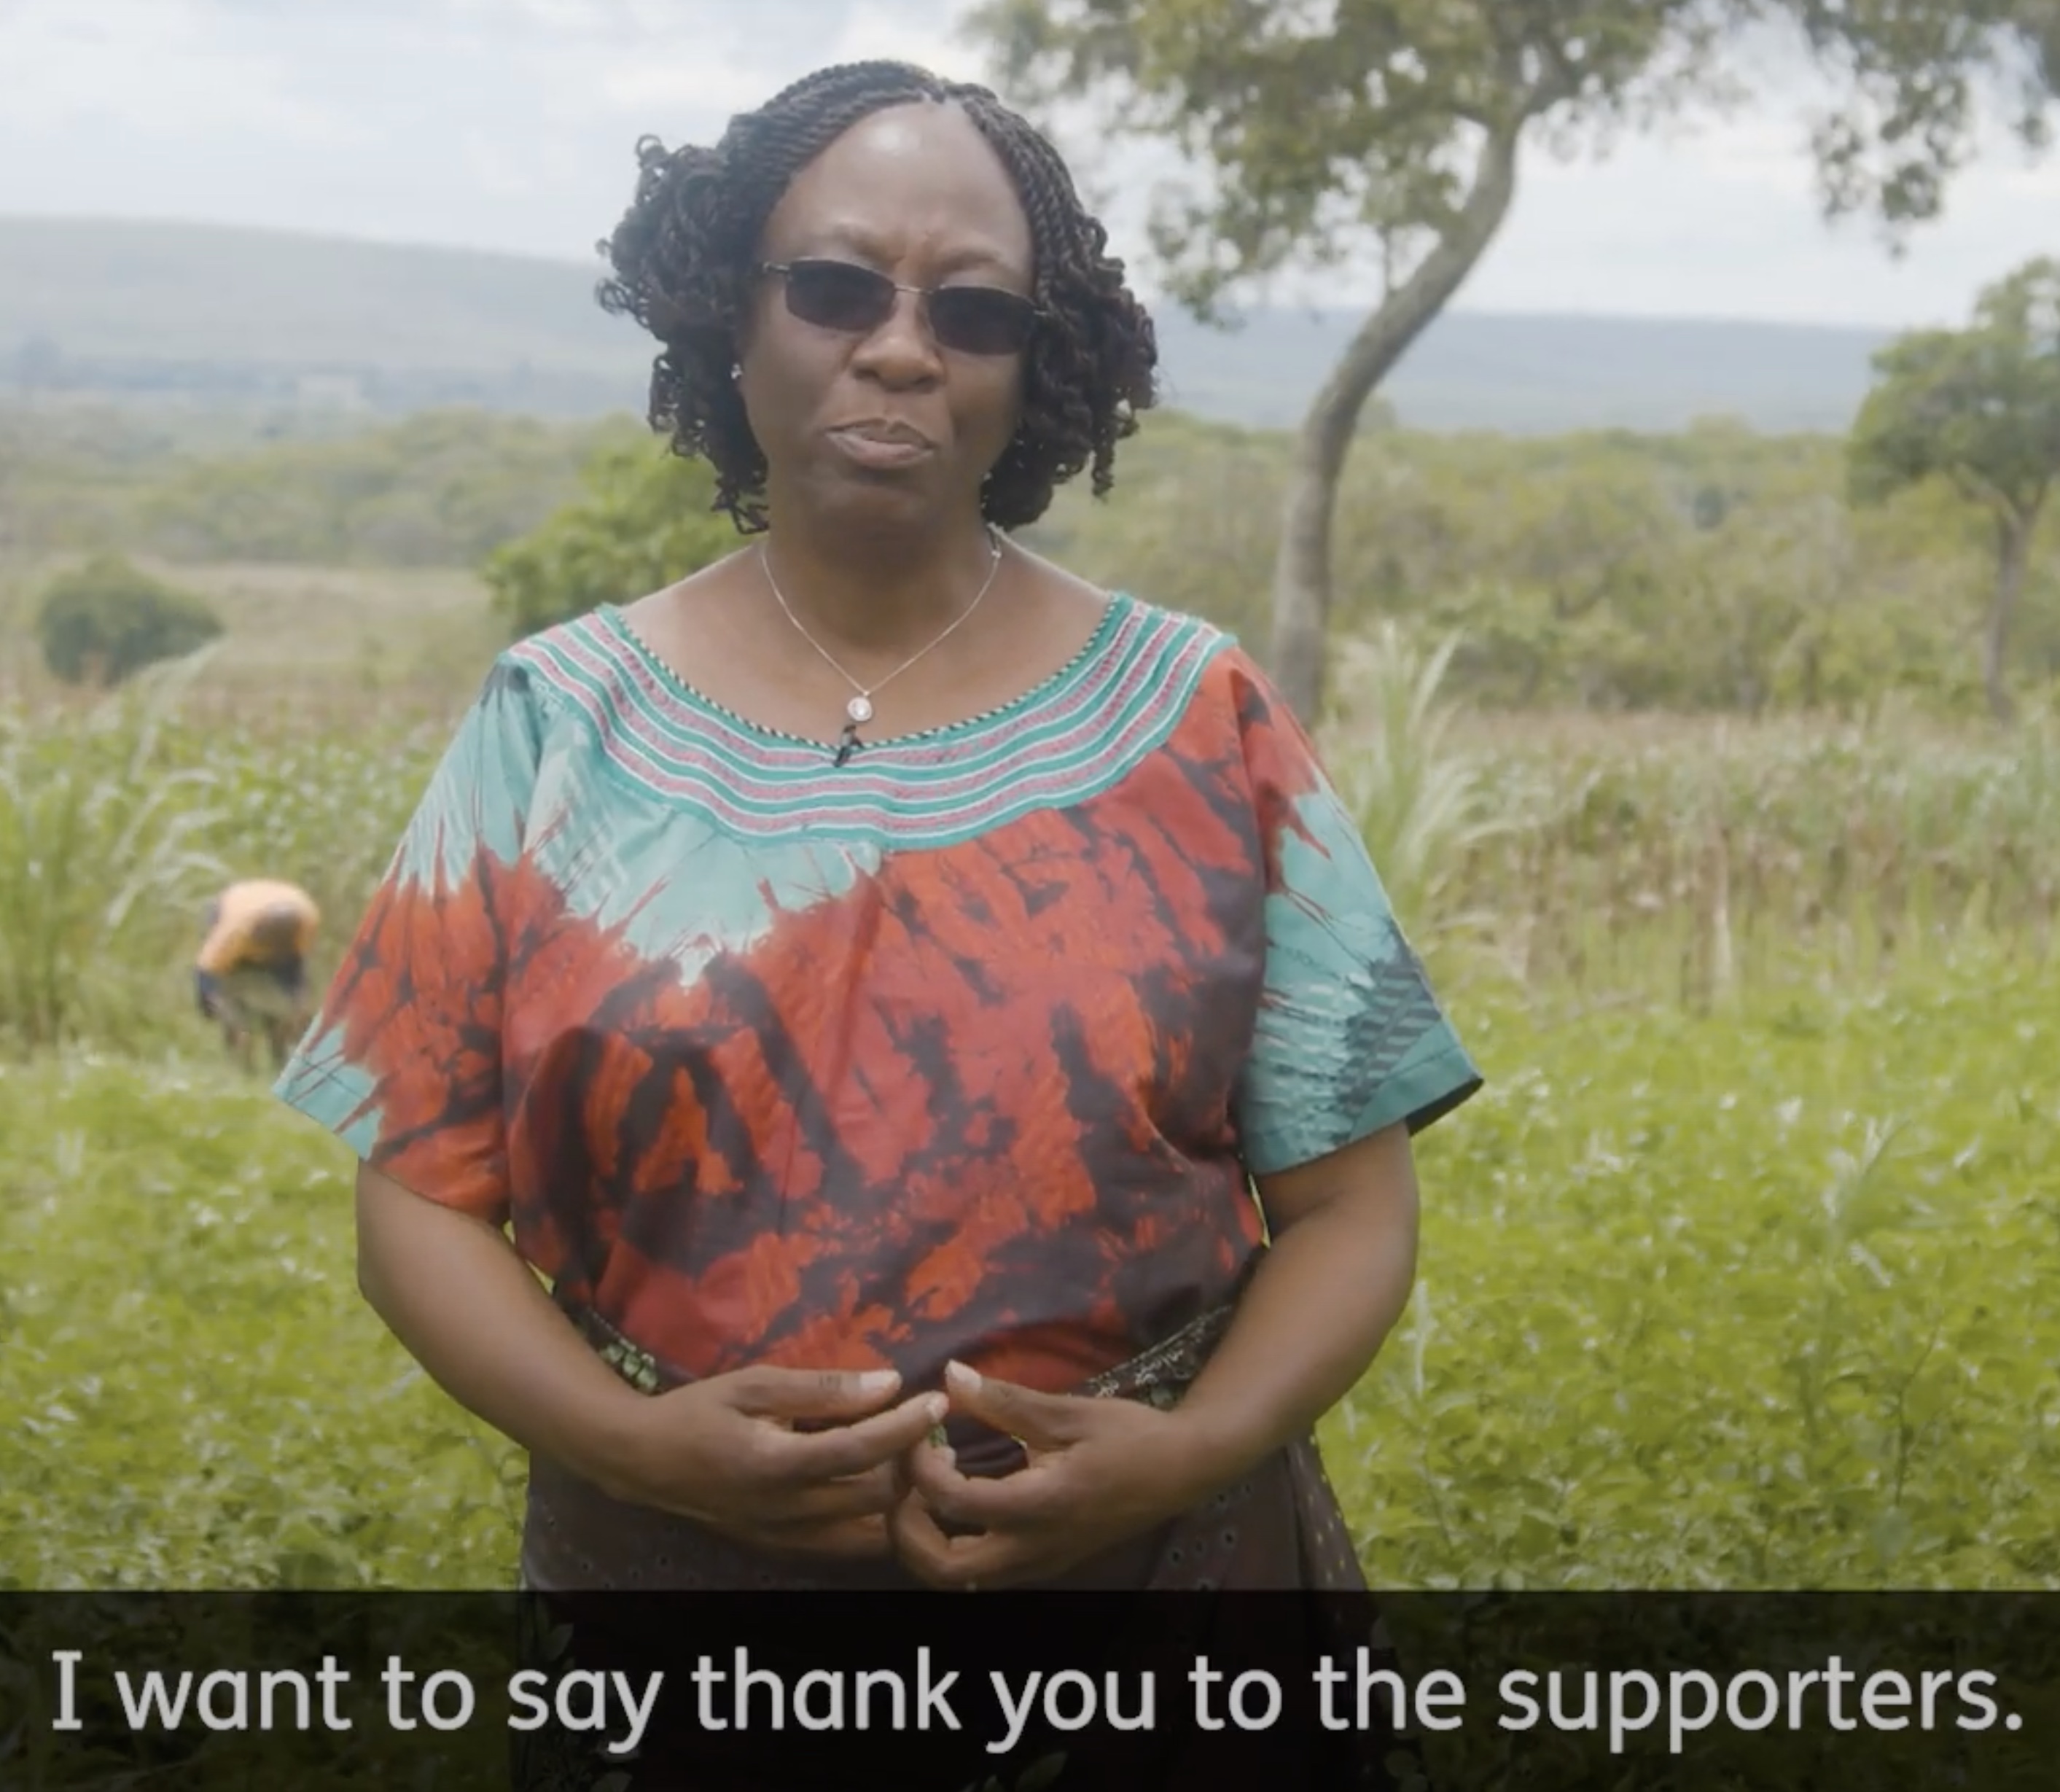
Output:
top-left (760, 526), bottom-right (1005, 764)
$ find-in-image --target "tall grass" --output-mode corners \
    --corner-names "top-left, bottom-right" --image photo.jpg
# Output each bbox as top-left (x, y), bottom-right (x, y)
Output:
top-left (0, 657), bottom-right (440, 1053)
top-left (1455, 719), bottom-right (2057, 1004)
top-left (2, 627), bottom-right (2055, 1602)
top-left (1322, 624), bottom-right (2060, 1008)
top-left (0, 630), bottom-right (2054, 1054)
top-left (1324, 622), bottom-right (1514, 938)
top-left (0, 655), bottom-right (230, 1051)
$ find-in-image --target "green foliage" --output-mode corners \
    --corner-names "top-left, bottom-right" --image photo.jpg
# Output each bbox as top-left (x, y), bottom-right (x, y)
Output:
top-left (1323, 623), bottom-right (1511, 938)
top-left (1849, 276), bottom-right (2060, 518)
top-left (0, 1056), bottom-right (523, 1589)
top-left (1333, 939), bottom-right (2060, 1589)
top-left (139, 409), bottom-right (636, 567)
top-left (33, 555), bottom-right (224, 687)
top-left (1849, 257), bottom-right (2060, 521)
top-left (978, 0), bottom-right (2049, 327)
top-left (0, 663), bottom-right (230, 1051)
top-left (11, 400), bottom-right (2059, 720)
top-left (0, 407), bottom-right (638, 568)
top-left (0, 670), bottom-right (441, 1056)
top-left (1848, 257), bottom-right (2060, 715)
top-left (1355, 706), bottom-right (2060, 998)
top-left (1030, 413), bottom-right (2060, 718)
top-left (1018, 409), bottom-right (1290, 646)
top-left (1, 671), bottom-right (2055, 1590)
top-left (3, 946), bottom-right (2052, 1591)
top-left (974, 0), bottom-right (2054, 714)
top-left (481, 438), bottom-right (742, 638)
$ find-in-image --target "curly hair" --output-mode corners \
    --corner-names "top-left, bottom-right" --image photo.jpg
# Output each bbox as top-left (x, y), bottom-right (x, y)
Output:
top-left (594, 61), bottom-right (1158, 534)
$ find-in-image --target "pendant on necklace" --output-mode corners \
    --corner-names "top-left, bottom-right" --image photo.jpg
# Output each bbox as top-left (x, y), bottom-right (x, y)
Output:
top-left (846, 695), bottom-right (875, 725)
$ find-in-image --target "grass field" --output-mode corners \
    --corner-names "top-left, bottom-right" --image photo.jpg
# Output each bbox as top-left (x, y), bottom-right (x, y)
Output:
top-left (4, 943), bottom-right (2053, 1591)
top-left (1, 568), bottom-right (2056, 1592)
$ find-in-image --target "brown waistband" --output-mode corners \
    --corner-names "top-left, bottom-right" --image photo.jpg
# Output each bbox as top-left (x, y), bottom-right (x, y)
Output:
top-left (559, 1298), bottom-right (1236, 1408)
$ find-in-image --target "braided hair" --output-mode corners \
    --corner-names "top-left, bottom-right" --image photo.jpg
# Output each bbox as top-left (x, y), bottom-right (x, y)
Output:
top-left (596, 61), bottom-right (1158, 533)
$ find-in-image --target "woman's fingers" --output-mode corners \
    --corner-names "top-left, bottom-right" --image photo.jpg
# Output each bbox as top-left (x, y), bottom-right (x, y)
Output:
top-left (749, 1463), bottom-right (902, 1524)
top-left (905, 1435), bottom-right (1072, 1530)
top-left (727, 1364), bottom-right (908, 1424)
top-left (889, 1492), bottom-right (1048, 1589)
top-left (941, 1360), bottom-right (1087, 1447)
top-left (629, 1361), bottom-right (1146, 1573)
top-left (663, 1376), bottom-right (945, 1488)
top-left (618, 1367), bottom-right (948, 1557)
top-left (768, 1391), bottom-right (949, 1480)
top-left (889, 1391), bottom-right (1197, 1584)
top-left (674, 1393), bottom-right (946, 1528)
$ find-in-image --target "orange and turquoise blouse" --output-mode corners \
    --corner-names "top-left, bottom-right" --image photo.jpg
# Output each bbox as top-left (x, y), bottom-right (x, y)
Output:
top-left (275, 593), bottom-right (1482, 1398)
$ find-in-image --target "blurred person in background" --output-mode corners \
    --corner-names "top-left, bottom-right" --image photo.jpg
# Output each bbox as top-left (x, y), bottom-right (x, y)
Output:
top-left (195, 878), bottom-right (319, 1070)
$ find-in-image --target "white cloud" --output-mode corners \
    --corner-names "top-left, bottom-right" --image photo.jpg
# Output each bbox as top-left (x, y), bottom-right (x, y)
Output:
top-left (1443, 78), bottom-right (2060, 328)
top-left (827, 2), bottom-right (986, 80)
top-left (0, 0), bottom-right (361, 144)
top-left (593, 60), bottom-right (768, 114)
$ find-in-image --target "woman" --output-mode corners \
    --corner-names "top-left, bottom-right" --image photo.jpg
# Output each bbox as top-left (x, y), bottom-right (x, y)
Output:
top-left (276, 61), bottom-right (1479, 1604)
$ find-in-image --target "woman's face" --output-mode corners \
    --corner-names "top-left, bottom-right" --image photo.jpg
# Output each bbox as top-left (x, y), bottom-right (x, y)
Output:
top-left (738, 101), bottom-right (1034, 536)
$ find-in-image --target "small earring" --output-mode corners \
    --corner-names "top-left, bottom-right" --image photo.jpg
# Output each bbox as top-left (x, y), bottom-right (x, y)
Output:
top-left (730, 362), bottom-right (742, 381)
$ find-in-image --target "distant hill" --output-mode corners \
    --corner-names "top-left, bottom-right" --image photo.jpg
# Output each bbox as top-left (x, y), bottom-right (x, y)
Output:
top-left (1152, 307), bottom-right (1894, 434)
top-left (0, 216), bottom-right (1896, 435)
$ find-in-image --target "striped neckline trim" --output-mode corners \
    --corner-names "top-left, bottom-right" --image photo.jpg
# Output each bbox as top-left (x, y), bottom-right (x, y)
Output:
top-left (598, 588), bottom-right (1129, 752)
top-left (510, 595), bottom-right (1228, 844)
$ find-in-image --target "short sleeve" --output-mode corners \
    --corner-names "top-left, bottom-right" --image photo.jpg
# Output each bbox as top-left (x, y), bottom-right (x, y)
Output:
top-left (1225, 652), bottom-right (1483, 1176)
top-left (273, 658), bottom-right (546, 1225)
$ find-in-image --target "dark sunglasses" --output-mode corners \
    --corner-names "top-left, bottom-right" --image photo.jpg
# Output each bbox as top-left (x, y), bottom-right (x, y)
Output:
top-left (761, 258), bottom-right (1041, 357)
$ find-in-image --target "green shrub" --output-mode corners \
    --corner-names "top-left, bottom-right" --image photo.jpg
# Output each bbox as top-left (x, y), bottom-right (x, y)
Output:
top-left (34, 555), bottom-right (224, 687)
top-left (482, 440), bottom-right (740, 638)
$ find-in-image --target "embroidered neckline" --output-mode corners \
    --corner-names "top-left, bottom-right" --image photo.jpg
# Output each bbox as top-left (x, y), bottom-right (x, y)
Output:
top-left (595, 591), bottom-right (1132, 754)
top-left (510, 593), bottom-right (1228, 845)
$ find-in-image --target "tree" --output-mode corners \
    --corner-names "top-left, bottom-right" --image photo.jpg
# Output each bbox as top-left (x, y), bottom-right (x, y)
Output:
top-left (970, 0), bottom-right (2059, 717)
top-left (481, 440), bottom-right (742, 638)
top-left (34, 555), bottom-right (223, 687)
top-left (1848, 257), bottom-right (2060, 722)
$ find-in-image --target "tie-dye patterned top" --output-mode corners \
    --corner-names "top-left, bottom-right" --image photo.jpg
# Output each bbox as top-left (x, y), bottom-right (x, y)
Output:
top-left (275, 593), bottom-right (1481, 1398)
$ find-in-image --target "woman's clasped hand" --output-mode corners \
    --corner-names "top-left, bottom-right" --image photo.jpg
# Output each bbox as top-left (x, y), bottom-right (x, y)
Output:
top-left (596, 1359), bottom-right (1217, 1586)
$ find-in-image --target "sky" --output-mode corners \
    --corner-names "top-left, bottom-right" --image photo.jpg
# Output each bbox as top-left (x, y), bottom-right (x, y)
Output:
top-left (1, 0), bottom-right (2054, 331)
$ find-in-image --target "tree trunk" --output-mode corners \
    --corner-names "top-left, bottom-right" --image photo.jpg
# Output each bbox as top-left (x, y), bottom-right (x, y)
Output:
top-left (1268, 115), bottom-right (1525, 721)
top-left (1985, 504), bottom-right (2037, 724)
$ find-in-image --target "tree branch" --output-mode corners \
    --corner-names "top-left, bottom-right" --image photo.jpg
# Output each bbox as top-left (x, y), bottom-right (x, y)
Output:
top-left (1268, 108), bottom-right (1525, 714)
top-left (1309, 114), bottom-right (1525, 459)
